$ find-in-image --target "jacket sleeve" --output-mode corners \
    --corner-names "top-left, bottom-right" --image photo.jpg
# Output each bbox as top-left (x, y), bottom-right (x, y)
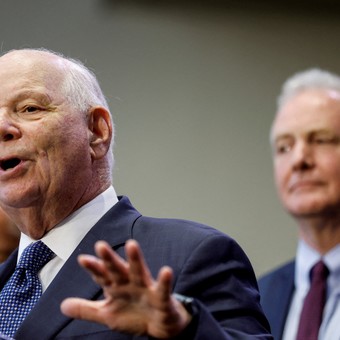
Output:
top-left (168, 233), bottom-right (273, 339)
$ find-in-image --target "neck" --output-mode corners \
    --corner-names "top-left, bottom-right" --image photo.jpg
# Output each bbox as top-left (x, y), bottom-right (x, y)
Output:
top-left (298, 215), bottom-right (340, 254)
top-left (3, 181), bottom-right (111, 240)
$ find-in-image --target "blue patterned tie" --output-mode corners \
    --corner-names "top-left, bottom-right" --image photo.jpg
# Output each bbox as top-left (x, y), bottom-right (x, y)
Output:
top-left (0, 241), bottom-right (54, 338)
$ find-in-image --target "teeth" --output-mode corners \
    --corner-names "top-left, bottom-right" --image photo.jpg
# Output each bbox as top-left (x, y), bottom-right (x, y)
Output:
top-left (1, 158), bottom-right (21, 171)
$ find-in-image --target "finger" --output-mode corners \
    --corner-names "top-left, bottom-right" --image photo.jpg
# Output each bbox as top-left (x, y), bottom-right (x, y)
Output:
top-left (60, 298), bottom-right (106, 324)
top-left (77, 254), bottom-right (112, 287)
top-left (156, 266), bottom-right (173, 302)
top-left (94, 241), bottom-right (130, 284)
top-left (125, 239), bottom-right (153, 286)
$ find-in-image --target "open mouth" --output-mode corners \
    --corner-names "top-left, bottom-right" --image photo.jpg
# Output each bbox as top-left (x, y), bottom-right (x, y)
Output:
top-left (0, 158), bottom-right (21, 171)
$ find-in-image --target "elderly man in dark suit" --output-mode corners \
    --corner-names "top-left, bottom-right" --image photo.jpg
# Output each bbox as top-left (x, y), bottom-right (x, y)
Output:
top-left (0, 48), bottom-right (271, 339)
top-left (259, 68), bottom-right (340, 340)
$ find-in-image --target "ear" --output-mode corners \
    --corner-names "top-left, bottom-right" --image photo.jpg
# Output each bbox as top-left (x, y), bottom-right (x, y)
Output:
top-left (88, 106), bottom-right (113, 160)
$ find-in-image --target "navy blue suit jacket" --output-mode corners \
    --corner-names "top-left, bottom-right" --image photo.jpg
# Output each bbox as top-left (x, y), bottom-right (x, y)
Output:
top-left (258, 261), bottom-right (295, 340)
top-left (0, 196), bottom-right (272, 339)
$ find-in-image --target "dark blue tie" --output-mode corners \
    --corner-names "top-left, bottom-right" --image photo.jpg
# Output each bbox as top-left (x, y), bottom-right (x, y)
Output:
top-left (0, 241), bottom-right (54, 338)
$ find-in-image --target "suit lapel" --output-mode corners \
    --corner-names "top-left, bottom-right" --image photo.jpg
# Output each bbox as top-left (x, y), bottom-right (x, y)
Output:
top-left (271, 262), bottom-right (295, 339)
top-left (0, 249), bottom-right (18, 290)
top-left (15, 196), bottom-right (141, 339)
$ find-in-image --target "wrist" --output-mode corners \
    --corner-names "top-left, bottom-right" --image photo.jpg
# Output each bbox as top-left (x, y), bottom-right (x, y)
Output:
top-left (173, 293), bottom-right (194, 316)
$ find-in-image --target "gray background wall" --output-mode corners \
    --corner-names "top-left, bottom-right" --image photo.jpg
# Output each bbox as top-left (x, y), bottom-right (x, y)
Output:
top-left (1, 0), bottom-right (340, 276)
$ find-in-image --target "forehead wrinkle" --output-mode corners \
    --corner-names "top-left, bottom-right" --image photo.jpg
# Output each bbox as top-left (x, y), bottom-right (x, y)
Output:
top-left (11, 90), bottom-right (52, 104)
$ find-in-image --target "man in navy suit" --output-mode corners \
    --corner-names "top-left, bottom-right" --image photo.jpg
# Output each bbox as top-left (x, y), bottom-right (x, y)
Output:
top-left (259, 69), bottom-right (340, 339)
top-left (0, 48), bottom-right (271, 339)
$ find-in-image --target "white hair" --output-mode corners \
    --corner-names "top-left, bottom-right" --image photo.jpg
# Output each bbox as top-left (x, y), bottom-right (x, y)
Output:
top-left (277, 68), bottom-right (340, 111)
top-left (60, 56), bottom-right (110, 113)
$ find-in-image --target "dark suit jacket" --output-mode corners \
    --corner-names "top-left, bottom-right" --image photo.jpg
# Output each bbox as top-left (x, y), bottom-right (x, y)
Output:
top-left (0, 196), bottom-right (272, 339)
top-left (258, 261), bottom-right (295, 340)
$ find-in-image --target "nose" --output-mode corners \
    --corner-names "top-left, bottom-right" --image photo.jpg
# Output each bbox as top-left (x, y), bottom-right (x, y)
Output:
top-left (0, 111), bottom-right (22, 142)
top-left (291, 141), bottom-right (314, 171)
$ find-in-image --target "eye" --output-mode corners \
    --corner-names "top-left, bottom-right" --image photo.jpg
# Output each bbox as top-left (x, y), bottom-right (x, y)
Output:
top-left (312, 134), bottom-right (339, 145)
top-left (316, 139), bottom-right (329, 144)
top-left (315, 137), bottom-right (336, 144)
top-left (272, 135), bottom-right (294, 155)
top-left (278, 145), bottom-right (291, 154)
top-left (274, 142), bottom-right (292, 155)
top-left (24, 106), bottom-right (39, 113)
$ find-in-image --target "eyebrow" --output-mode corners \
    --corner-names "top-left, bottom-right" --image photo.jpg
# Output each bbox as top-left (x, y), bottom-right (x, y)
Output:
top-left (270, 134), bottom-right (292, 147)
top-left (272, 128), bottom-right (336, 143)
top-left (270, 131), bottom-right (291, 143)
top-left (12, 90), bottom-right (53, 105)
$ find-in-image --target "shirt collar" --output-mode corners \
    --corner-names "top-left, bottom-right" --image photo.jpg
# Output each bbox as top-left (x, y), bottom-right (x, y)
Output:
top-left (18, 186), bottom-right (118, 263)
top-left (295, 240), bottom-right (320, 292)
top-left (295, 239), bottom-right (340, 295)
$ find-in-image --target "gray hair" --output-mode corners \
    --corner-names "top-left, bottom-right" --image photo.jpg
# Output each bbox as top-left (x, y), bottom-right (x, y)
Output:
top-left (277, 68), bottom-right (340, 111)
top-left (62, 58), bottom-right (110, 113)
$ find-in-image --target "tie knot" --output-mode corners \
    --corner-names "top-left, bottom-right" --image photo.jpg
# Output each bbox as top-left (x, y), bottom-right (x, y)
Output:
top-left (311, 260), bottom-right (329, 282)
top-left (17, 241), bottom-right (54, 273)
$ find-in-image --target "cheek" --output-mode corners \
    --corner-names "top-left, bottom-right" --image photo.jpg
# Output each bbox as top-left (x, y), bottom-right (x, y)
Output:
top-left (317, 154), bottom-right (340, 182)
top-left (322, 166), bottom-right (340, 190)
top-left (273, 161), bottom-right (288, 190)
top-left (35, 129), bottom-right (89, 175)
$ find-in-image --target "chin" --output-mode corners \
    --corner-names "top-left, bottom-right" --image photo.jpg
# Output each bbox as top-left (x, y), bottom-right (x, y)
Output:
top-left (24, 228), bottom-right (47, 240)
top-left (0, 186), bottom-right (41, 208)
top-left (286, 203), bottom-right (330, 218)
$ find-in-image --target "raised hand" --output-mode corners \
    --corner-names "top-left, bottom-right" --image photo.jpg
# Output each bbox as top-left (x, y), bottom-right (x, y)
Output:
top-left (60, 240), bottom-right (192, 338)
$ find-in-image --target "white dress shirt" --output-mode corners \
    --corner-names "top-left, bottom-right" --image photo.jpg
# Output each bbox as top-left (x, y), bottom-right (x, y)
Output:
top-left (17, 186), bottom-right (118, 292)
top-left (283, 240), bottom-right (340, 340)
